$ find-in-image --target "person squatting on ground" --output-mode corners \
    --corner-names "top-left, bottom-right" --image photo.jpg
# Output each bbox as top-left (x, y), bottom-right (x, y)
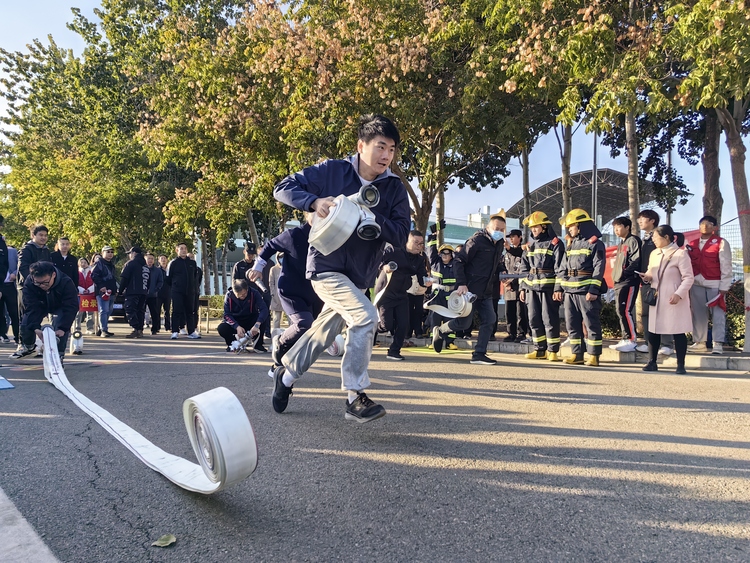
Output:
top-left (519, 211), bottom-right (565, 361)
top-left (425, 220), bottom-right (458, 349)
top-left (166, 243), bottom-right (201, 340)
top-left (432, 213), bottom-right (506, 366)
top-left (503, 229), bottom-right (529, 343)
top-left (271, 114), bottom-right (411, 423)
top-left (639, 225), bottom-right (694, 374)
top-left (686, 215), bottom-right (732, 355)
top-left (560, 209), bottom-right (606, 367)
top-left (12, 261), bottom-right (78, 362)
top-left (145, 253), bottom-right (165, 335)
top-left (609, 216), bottom-right (642, 353)
top-left (91, 245), bottom-right (117, 337)
top-left (376, 230), bottom-right (431, 361)
top-left (232, 242), bottom-right (269, 352)
top-left (118, 247), bottom-right (150, 339)
top-left (248, 219), bottom-right (324, 374)
top-left (217, 279), bottom-right (268, 351)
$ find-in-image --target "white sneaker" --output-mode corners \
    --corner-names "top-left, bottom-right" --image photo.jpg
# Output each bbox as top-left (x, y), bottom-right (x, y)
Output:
top-left (635, 344), bottom-right (649, 353)
top-left (711, 343), bottom-right (724, 355)
top-left (171, 332), bottom-right (179, 340)
top-left (689, 342), bottom-right (707, 352)
top-left (609, 339), bottom-right (627, 350)
top-left (187, 331), bottom-right (202, 339)
top-left (613, 340), bottom-right (637, 352)
top-left (658, 346), bottom-right (673, 356)
top-left (179, 328), bottom-right (188, 335)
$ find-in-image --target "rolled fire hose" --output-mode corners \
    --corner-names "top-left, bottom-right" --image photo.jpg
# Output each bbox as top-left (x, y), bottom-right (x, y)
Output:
top-left (325, 333), bottom-right (346, 356)
top-left (424, 290), bottom-right (475, 319)
top-left (308, 195), bottom-right (361, 256)
top-left (372, 261), bottom-right (398, 307)
top-left (41, 326), bottom-right (258, 494)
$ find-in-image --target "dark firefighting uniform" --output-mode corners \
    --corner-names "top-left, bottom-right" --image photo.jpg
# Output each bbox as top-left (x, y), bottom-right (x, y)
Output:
top-left (520, 226), bottom-right (565, 354)
top-left (561, 222), bottom-right (606, 356)
top-left (425, 233), bottom-right (457, 330)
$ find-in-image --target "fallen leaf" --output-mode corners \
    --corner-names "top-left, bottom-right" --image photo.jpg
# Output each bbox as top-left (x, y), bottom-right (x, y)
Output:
top-left (152, 534), bottom-right (177, 548)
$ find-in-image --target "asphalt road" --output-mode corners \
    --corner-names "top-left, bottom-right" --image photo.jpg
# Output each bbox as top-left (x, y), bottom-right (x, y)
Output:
top-left (1, 328), bottom-right (749, 562)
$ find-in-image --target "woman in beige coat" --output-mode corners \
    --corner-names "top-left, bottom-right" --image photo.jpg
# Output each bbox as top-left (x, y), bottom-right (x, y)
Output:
top-left (639, 225), bottom-right (694, 374)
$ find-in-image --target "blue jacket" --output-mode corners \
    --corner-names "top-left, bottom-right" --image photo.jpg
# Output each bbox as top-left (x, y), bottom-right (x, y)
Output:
top-left (274, 155), bottom-right (411, 289)
top-left (223, 288), bottom-right (268, 328)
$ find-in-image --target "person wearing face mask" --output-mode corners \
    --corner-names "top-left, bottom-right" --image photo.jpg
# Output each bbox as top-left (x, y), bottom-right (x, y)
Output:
top-left (431, 214), bottom-right (506, 365)
top-left (559, 209), bottom-right (606, 366)
top-left (425, 220), bottom-right (459, 349)
top-left (519, 211), bottom-right (565, 360)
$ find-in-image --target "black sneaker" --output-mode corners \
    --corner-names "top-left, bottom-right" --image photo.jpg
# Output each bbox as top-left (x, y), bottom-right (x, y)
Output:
top-left (515, 335), bottom-right (526, 343)
top-left (96, 329), bottom-right (102, 337)
top-left (503, 335), bottom-right (516, 342)
top-left (103, 331), bottom-right (114, 337)
top-left (642, 361), bottom-right (658, 372)
top-left (386, 352), bottom-right (404, 361)
top-left (255, 344), bottom-right (268, 353)
top-left (10, 344), bottom-right (36, 359)
top-left (432, 326), bottom-right (443, 353)
top-left (470, 354), bottom-right (497, 365)
top-left (125, 330), bottom-right (139, 339)
top-left (272, 366), bottom-right (293, 413)
top-left (345, 392), bottom-right (386, 423)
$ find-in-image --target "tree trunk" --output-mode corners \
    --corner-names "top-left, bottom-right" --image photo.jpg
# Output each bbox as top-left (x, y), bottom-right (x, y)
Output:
top-left (702, 109), bottom-right (723, 224)
top-left (246, 208), bottom-right (260, 247)
top-left (522, 147), bottom-right (530, 238)
top-left (212, 244), bottom-right (220, 296)
top-left (435, 148), bottom-right (445, 245)
top-left (557, 124), bottom-right (573, 214)
top-left (221, 239), bottom-right (229, 295)
top-left (717, 104), bottom-right (750, 352)
top-left (625, 111), bottom-right (640, 224)
top-left (201, 229), bottom-right (210, 296)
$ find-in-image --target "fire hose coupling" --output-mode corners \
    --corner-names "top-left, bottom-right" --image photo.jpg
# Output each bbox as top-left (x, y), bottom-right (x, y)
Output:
top-left (348, 184), bottom-right (381, 208)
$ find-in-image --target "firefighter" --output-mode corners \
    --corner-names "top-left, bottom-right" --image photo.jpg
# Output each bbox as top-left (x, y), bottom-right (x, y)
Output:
top-left (559, 209), bottom-right (606, 366)
top-left (426, 221), bottom-right (459, 349)
top-left (519, 211), bottom-right (565, 362)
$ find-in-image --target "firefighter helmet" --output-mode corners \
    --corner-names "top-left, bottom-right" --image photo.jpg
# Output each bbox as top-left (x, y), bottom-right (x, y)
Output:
top-left (560, 208), bottom-right (593, 227)
top-left (438, 244), bottom-right (454, 253)
top-left (523, 211), bottom-right (552, 227)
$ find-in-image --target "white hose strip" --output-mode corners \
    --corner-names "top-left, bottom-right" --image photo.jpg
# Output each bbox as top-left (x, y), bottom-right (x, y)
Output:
top-left (41, 327), bottom-right (258, 494)
top-left (424, 290), bottom-right (474, 319)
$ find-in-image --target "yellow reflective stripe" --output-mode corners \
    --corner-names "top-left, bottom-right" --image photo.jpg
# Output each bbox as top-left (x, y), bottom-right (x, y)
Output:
top-left (524, 278), bottom-right (557, 285)
top-left (527, 248), bottom-right (554, 256)
top-left (547, 337), bottom-right (560, 344)
top-left (533, 335), bottom-right (547, 342)
top-left (561, 279), bottom-right (602, 288)
top-left (566, 249), bottom-right (592, 256)
top-left (585, 339), bottom-right (602, 346)
top-left (569, 338), bottom-right (582, 344)
top-left (443, 278), bottom-right (456, 284)
top-left (431, 271), bottom-right (443, 278)
top-left (427, 240), bottom-right (438, 247)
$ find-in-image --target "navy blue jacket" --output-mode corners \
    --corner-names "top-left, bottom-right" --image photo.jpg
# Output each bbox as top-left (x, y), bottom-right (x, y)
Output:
top-left (259, 223), bottom-right (321, 308)
top-left (119, 253), bottom-right (150, 296)
top-left (21, 266), bottom-right (79, 332)
top-left (274, 155), bottom-right (411, 289)
top-left (92, 258), bottom-right (118, 293)
top-left (147, 265), bottom-right (165, 298)
top-left (223, 288), bottom-right (268, 328)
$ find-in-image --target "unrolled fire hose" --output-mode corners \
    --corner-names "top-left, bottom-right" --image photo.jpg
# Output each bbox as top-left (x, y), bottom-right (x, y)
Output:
top-left (424, 290), bottom-right (476, 319)
top-left (373, 261), bottom-right (398, 307)
top-left (41, 326), bottom-right (258, 494)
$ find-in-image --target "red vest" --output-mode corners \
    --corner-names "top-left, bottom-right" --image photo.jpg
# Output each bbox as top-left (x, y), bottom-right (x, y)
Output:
top-left (687, 236), bottom-right (722, 280)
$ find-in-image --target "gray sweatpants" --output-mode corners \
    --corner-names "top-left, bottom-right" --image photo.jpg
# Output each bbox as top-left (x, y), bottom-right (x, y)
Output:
top-left (690, 284), bottom-right (726, 343)
top-left (282, 272), bottom-right (377, 391)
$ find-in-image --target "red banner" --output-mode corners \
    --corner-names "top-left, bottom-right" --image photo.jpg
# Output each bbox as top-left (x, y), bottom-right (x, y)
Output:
top-left (79, 296), bottom-right (98, 312)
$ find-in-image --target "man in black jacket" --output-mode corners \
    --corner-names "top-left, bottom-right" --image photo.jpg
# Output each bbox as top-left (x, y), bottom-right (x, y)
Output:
top-left (50, 237), bottom-right (78, 282)
top-left (11, 261), bottom-right (78, 361)
top-left (157, 254), bottom-right (171, 332)
top-left (166, 243), bottom-right (200, 339)
top-left (375, 230), bottom-right (430, 361)
top-left (432, 214), bottom-right (506, 365)
top-left (17, 225), bottom-right (51, 315)
top-left (145, 253), bottom-right (165, 335)
top-left (118, 247), bottom-right (150, 338)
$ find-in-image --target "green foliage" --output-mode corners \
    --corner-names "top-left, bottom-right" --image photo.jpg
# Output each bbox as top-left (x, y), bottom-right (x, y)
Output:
top-left (725, 281), bottom-right (745, 349)
top-left (600, 301), bottom-right (622, 339)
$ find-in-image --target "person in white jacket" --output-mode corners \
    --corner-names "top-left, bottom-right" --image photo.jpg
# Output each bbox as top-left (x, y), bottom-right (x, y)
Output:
top-left (685, 215), bottom-right (732, 354)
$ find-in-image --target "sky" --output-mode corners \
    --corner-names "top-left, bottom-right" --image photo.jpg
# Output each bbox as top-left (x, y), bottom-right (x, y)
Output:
top-left (1, 1), bottom-right (744, 232)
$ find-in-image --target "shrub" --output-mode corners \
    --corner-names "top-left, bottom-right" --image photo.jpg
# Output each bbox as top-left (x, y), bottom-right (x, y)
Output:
top-left (725, 280), bottom-right (745, 348)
